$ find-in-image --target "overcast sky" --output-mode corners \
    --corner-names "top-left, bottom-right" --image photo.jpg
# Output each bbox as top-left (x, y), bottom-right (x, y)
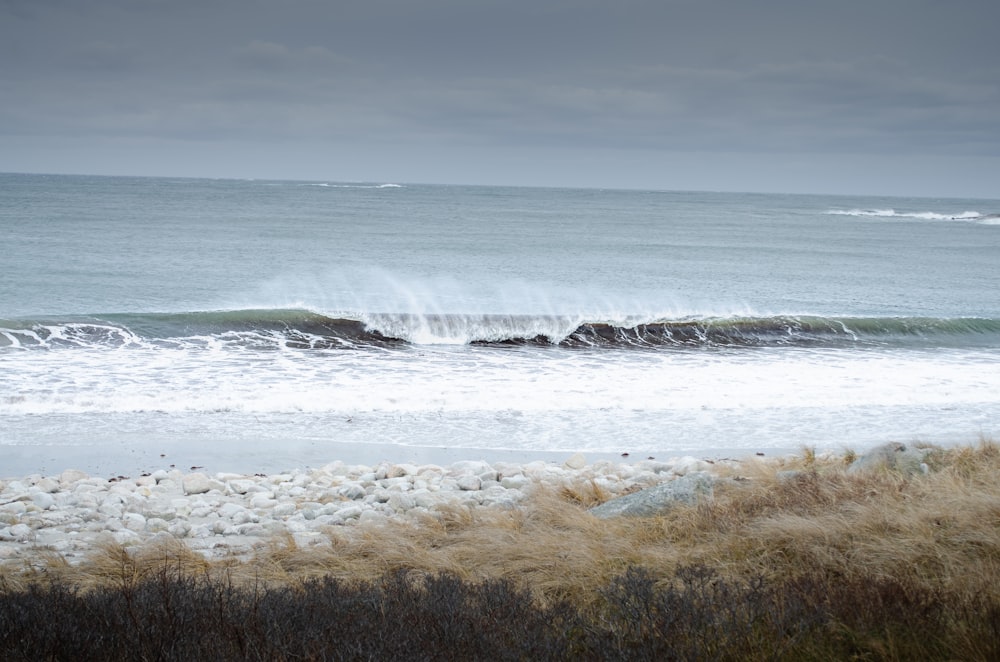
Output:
top-left (2, 0), bottom-right (998, 196)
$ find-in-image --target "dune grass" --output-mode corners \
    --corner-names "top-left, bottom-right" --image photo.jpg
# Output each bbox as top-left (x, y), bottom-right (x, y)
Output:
top-left (2, 440), bottom-right (999, 659)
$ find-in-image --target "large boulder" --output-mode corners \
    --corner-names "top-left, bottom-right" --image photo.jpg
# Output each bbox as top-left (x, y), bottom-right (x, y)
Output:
top-left (847, 442), bottom-right (929, 476)
top-left (588, 472), bottom-right (714, 519)
top-left (182, 472), bottom-right (225, 495)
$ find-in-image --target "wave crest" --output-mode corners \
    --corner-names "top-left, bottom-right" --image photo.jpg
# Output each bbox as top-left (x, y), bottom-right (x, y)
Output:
top-left (826, 208), bottom-right (995, 223)
top-left (3, 309), bottom-right (1000, 351)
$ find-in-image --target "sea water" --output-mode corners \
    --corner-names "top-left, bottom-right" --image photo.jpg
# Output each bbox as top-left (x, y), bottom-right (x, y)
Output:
top-left (2, 173), bottom-right (998, 475)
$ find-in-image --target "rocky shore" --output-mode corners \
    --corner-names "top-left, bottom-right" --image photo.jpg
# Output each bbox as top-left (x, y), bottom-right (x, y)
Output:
top-left (0, 453), bottom-right (727, 565)
top-left (1, 441), bottom-right (991, 660)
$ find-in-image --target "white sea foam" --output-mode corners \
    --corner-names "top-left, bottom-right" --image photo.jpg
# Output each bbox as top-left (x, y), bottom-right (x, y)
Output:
top-left (826, 208), bottom-right (984, 221)
top-left (305, 182), bottom-right (403, 189)
top-left (827, 208), bottom-right (898, 217)
top-left (3, 341), bottom-right (998, 471)
top-left (359, 313), bottom-right (584, 345)
top-left (3, 341), bottom-right (998, 416)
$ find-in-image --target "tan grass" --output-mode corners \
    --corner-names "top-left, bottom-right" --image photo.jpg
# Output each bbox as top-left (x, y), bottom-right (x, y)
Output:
top-left (4, 439), bottom-right (999, 611)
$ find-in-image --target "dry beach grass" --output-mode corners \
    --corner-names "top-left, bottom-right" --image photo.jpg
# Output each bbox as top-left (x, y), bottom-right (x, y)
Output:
top-left (2, 439), bottom-right (999, 659)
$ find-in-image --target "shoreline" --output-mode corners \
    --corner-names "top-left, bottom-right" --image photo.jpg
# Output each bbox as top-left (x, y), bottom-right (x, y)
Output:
top-left (0, 437), bottom-right (944, 568)
top-left (4, 439), bottom-right (999, 658)
top-left (0, 445), bottom-right (782, 567)
top-left (1, 437), bottom-right (807, 482)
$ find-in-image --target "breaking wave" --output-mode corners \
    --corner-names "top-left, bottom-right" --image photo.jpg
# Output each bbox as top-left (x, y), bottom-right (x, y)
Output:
top-left (826, 209), bottom-right (998, 223)
top-left (3, 309), bottom-right (1000, 351)
top-left (305, 183), bottom-right (403, 189)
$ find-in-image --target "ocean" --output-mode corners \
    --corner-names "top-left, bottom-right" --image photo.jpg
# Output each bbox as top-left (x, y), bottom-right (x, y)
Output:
top-left (2, 173), bottom-right (999, 476)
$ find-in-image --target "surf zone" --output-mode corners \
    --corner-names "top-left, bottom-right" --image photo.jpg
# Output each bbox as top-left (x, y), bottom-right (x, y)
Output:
top-left (3, 309), bottom-right (1000, 351)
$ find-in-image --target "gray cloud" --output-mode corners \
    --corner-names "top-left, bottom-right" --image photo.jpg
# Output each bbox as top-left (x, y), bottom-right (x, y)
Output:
top-left (1, 0), bottom-right (998, 195)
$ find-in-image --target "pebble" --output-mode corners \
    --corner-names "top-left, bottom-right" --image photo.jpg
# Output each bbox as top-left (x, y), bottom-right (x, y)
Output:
top-left (0, 454), bottom-right (723, 564)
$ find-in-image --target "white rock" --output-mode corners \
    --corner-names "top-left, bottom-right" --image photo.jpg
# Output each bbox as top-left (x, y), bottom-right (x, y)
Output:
top-left (0, 455), bottom-right (736, 566)
top-left (164, 521), bottom-right (189, 537)
top-left (218, 503), bottom-right (246, 519)
top-left (122, 513), bottom-right (147, 532)
top-left (636, 460), bottom-right (674, 474)
top-left (69, 492), bottom-right (100, 509)
top-left (112, 529), bottom-right (140, 546)
top-left (337, 484), bottom-right (366, 500)
top-left (847, 442), bottom-right (931, 476)
top-left (146, 518), bottom-right (170, 533)
top-left (500, 474), bottom-right (531, 490)
top-left (182, 473), bottom-right (214, 495)
top-left (143, 506), bottom-right (176, 521)
top-left (34, 478), bottom-right (61, 493)
top-left (321, 461), bottom-right (347, 475)
top-left (359, 510), bottom-right (387, 525)
top-left (311, 514), bottom-right (341, 526)
top-left (671, 456), bottom-right (712, 476)
top-left (483, 495), bottom-right (518, 508)
top-left (337, 505), bottom-right (363, 520)
top-left (1, 502), bottom-right (27, 515)
top-left (227, 479), bottom-right (255, 494)
top-left (30, 492), bottom-right (55, 510)
top-left (146, 531), bottom-right (175, 546)
top-left (235, 523), bottom-right (264, 536)
top-left (184, 523), bottom-right (209, 538)
top-left (250, 495), bottom-right (277, 509)
top-left (381, 477), bottom-right (412, 491)
top-left (7, 524), bottom-right (32, 541)
top-left (387, 492), bottom-right (416, 512)
top-left (231, 510), bottom-right (258, 525)
top-left (108, 485), bottom-right (137, 500)
top-left (456, 475), bottom-right (482, 491)
top-left (563, 453), bottom-right (587, 470)
top-left (416, 466), bottom-right (444, 482)
top-left (5, 480), bottom-right (27, 494)
top-left (449, 460), bottom-right (493, 476)
top-left (98, 503), bottom-right (123, 518)
top-left (79, 510), bottom-right (102, 523)
top-left (413, 491), bottom-right (442, 509)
